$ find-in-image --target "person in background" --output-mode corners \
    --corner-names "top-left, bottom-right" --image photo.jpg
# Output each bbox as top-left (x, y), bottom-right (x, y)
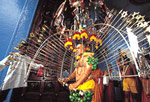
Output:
top-left (137, 48), bottom-right (150, 102)
top-left (117, 52), bottom-right (139, 102)
top-left (0, 43), bottom-right (44, 101)
top-left (92, 68), bottom-right (104, 102)
top-left (62, 70), bottom-right (69, 78)
top-left (104, 64), bottom-right (115, 102)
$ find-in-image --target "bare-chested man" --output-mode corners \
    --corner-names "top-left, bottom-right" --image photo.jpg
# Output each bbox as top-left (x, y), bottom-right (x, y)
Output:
top-left (59, 44), bottom-right (95, 101)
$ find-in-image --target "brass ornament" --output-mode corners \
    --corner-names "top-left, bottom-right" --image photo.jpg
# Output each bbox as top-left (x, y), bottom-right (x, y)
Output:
top-left (17, 43), bottom-right (23, 47)
top-left (14, 47), bottom-right (19, 50)
top-left (30, 33), bottom-right (35, 38)
top-left (131, 12), bottom-right (140, 20)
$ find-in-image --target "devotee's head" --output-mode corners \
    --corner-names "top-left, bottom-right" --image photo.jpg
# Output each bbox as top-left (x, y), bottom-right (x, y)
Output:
top-left (75, 44), bottom-right (85, 56)
top-left (122, 54), bottom-right (130, 65)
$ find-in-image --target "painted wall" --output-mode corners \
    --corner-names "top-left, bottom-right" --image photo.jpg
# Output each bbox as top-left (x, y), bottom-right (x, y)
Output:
top-left (0, 0), bottom-right (39, 101)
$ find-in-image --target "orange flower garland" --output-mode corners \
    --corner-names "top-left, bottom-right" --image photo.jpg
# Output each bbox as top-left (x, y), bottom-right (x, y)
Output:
top-left (64, 38), bottom-right (73, 48)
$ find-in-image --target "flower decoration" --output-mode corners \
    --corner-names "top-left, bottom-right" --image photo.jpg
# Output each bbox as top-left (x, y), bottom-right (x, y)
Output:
top-left (80, 30), bottom-right (88, 40)
top-left (37, 66), bottom-right (44, 77)
top-left (95, 38), bottom-right (102, 49)
top-left (64, 38), bottom-right (74, 51)
top-left (76, 56), bottom-right (81, 60)
top-left (87, 56), bottom-right (98, 70)
top-left (73, 32), bottom-right (81, 40)
top-left (89, 34), bottom-right (97, 42)
top-left (69, 89), bottom-right (93, 102)
top-left (73, 49), bottom-right (76, 52)
top-left (85, 45), bottom-right (90, 51)
top-left (68, 46), bottom-right (74, 52)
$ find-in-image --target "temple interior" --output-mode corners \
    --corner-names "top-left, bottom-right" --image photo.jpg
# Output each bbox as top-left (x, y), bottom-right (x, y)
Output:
top-left (0, 0), bottom-right (150, 102)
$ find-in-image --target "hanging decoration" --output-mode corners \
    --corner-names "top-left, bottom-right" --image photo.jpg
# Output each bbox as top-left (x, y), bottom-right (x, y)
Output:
top-left (37, 66), bottom-right (44, 77)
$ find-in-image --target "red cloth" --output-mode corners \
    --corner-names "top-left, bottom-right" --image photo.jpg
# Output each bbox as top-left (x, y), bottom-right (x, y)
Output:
top-left (104, 70), bottom-right (115, 102)
top-left (141, 78), bottom-right (150, 102)
top-left (92, 69), bottom-right (104, 102)
top-left (104, 80), bottom-right (115, 102)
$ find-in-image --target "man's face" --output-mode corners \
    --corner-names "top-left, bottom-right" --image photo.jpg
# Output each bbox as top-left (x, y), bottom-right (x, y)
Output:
top-left (75, 44), bottom-right (84, 56)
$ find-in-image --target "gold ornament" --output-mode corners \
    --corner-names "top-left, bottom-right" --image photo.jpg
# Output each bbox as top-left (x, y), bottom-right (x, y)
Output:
top-left (126, 18), bottom-right (132, 25)
top-left (135, 15), bottom-right (142, 21)
top-left (39, 37), bottom-right (43, 40)
top-left (14, 47), bottom-right (19, 50)
top-left (37, 39), bottom-right (41, 43)
top-left (8, 56), bottom-right (14, 61)
top-left (9, 52), bottom-right (15, 55)
top-left (17, 43), bottom-right (23, 47)
top-left (140, 16), bottom-right (145, 22)
top-left (39, 34), bottom-right (43, 37)
top-left (42, 27), bottom-right (46, 31)
top-left (131, 12), bottom-right (140, 20)
top-left (30, 33), bottom-right (35, 38)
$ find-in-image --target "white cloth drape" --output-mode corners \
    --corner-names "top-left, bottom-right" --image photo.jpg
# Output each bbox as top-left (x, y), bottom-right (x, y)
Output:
top-left (0, 53), bottom-right (43, 90)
